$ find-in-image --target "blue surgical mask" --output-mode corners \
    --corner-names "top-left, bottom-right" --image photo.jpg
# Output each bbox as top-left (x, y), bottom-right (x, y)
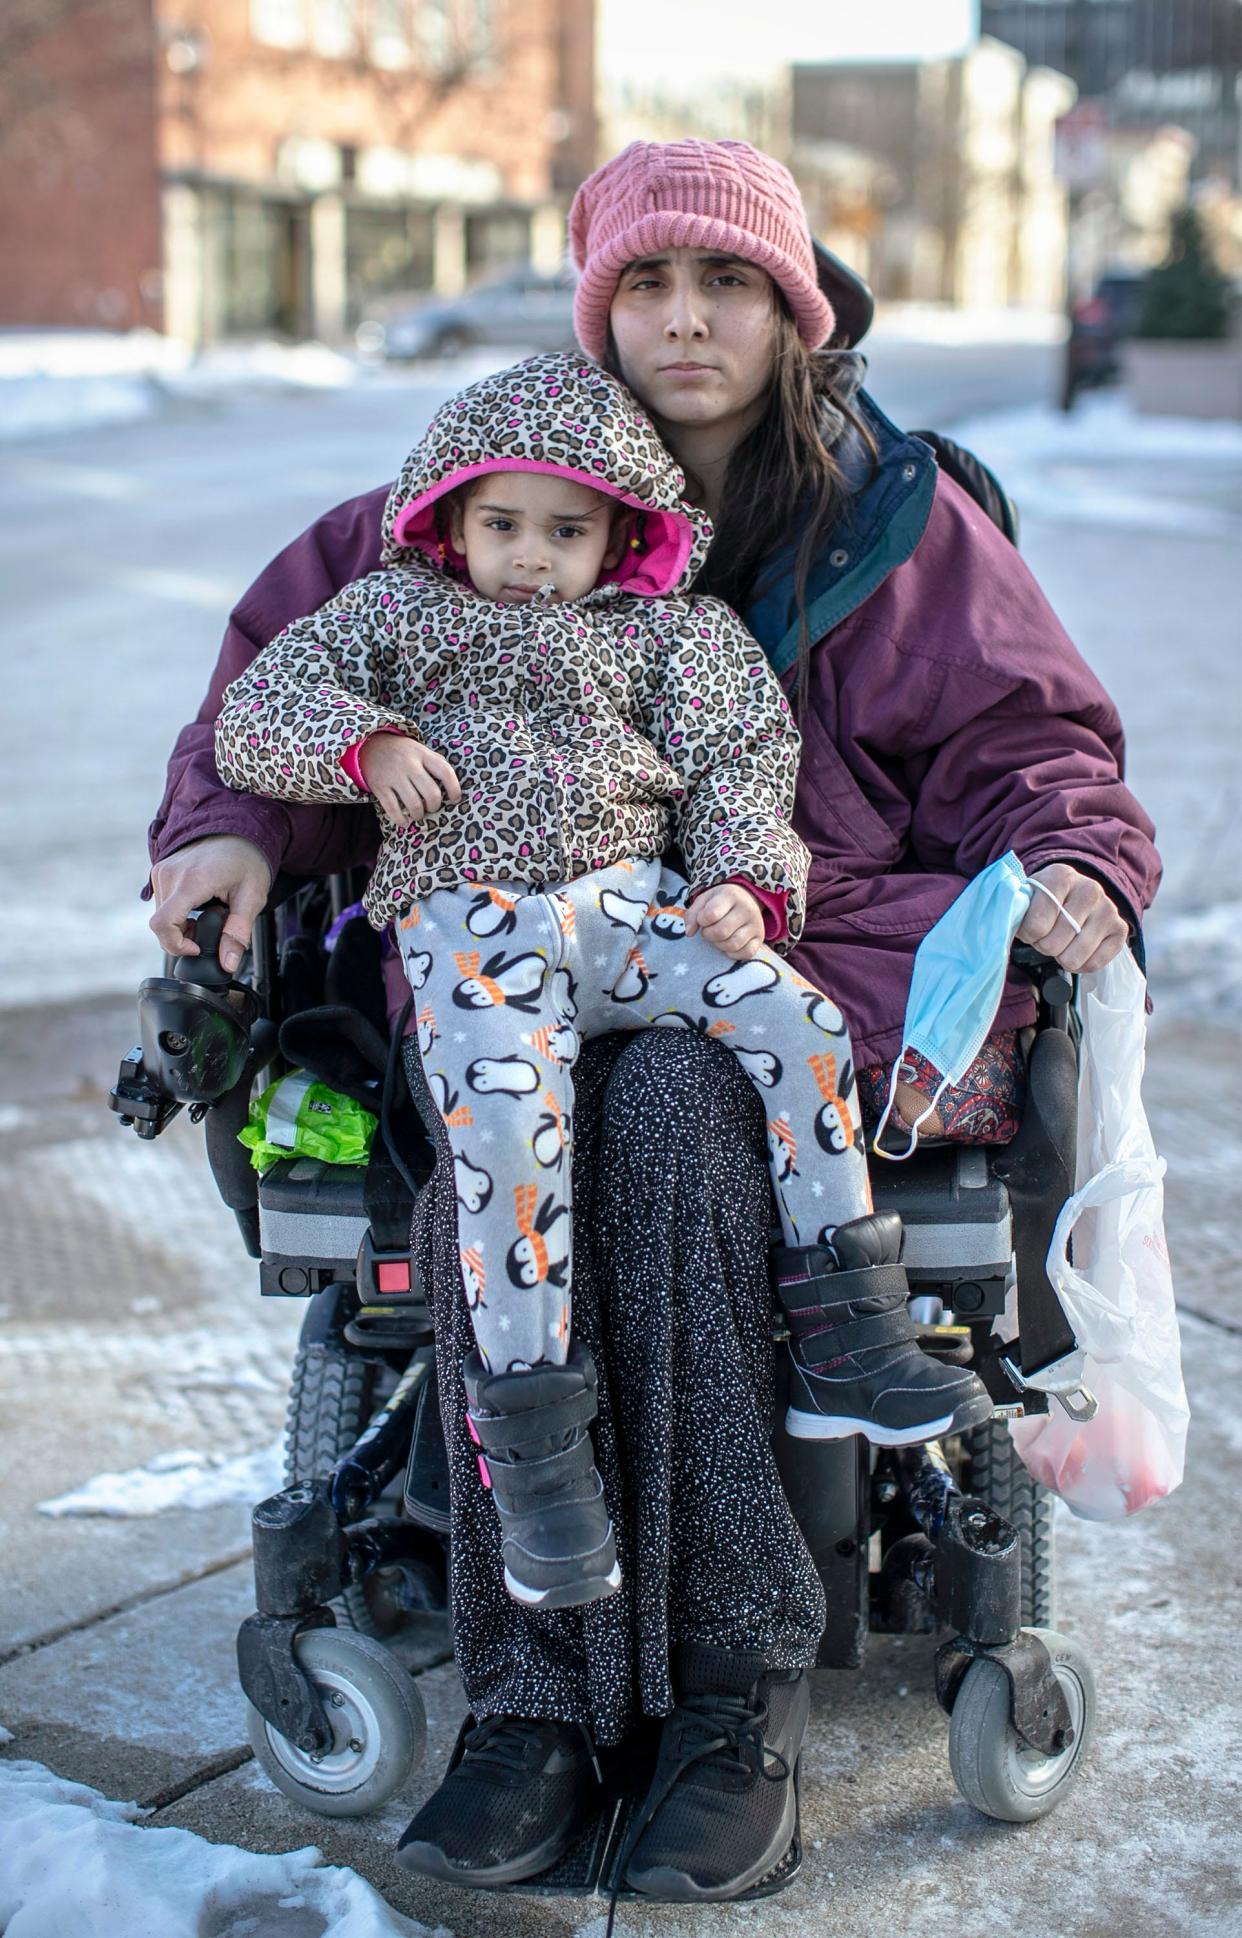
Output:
top-left (874, 852), bottom-right (1074, 1161)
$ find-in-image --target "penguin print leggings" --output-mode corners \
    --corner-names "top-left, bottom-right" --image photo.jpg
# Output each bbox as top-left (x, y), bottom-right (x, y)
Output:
top-left (397, 858), bottom-right (872, 1373)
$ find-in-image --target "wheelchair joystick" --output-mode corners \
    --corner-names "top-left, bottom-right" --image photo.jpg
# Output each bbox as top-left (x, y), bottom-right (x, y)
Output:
top-left (175, 899), bottom-right (234, 987)
top-left (111, 900), bottom-right (264, 1135)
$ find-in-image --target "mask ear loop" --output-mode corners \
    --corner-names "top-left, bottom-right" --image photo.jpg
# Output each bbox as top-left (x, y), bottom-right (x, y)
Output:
top-left (872, 880), bottom-right (1082, 1166)
top-left (872, 1060), bottom-right (953, 1164)
top-left (1027, 878), bottom-right (1083, 936)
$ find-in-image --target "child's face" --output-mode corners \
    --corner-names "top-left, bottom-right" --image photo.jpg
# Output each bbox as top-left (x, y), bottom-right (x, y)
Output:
top-left (449, 471), bottom-right (628, 604)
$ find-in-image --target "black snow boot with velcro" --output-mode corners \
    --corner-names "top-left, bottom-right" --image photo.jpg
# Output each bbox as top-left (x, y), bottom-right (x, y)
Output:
top-left (773, 1211), bottom-right (994, 1447)
top-left (464, 1340), bottom-right (621, 1610)
top-left (620, 1644), bottom-right (808, 1902)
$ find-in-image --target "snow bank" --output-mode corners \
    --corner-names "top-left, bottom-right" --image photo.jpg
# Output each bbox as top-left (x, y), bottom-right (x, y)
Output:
top-left (169, 338), bottom-right (359, 394)
top-left (0, 331), bottom-right (190, 381)
top-left (945, 393), bottom-right (1242, 536)
top-left (1145, 900), bottom-right (1242, 1023)
top-left (0, 327), bottom-right (537, 442)
top-left (0, 329), bottom-right (188, 438)
top-left (0, 327), bottom-right (365, 441)
top-left (37, 1440), bottom-right (283, 1519)
top-left (0, 1760), bottom-right (449, 1938)
top-left (873, 303), bottom-right (1067, 346)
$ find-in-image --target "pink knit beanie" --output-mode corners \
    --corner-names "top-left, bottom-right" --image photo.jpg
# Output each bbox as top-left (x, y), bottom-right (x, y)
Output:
top-left (569, 139), bottom-right (834, 362)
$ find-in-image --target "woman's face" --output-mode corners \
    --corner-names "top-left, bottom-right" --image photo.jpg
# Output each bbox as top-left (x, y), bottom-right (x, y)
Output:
top-left (608, 246), bottom-right (778, 439)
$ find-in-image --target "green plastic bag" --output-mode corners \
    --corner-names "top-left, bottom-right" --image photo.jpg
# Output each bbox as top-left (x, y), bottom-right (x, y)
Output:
top-left (239, 1069), bottom-right (377, 1174)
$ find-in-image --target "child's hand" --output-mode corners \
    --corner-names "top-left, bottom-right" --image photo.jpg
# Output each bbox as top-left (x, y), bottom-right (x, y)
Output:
top-left (359, 733), bottom-right (462, 826)
top-left (685, 883), bottom-right (765, 960)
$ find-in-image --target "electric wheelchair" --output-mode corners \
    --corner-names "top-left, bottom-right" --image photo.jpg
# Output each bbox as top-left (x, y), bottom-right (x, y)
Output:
top-left (112, 870), bottom-right (1099, 1905)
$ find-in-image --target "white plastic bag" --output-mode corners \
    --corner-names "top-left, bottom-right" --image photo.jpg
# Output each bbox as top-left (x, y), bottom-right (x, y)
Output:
top-left (1009, 948), bottom-right (1189, 1520)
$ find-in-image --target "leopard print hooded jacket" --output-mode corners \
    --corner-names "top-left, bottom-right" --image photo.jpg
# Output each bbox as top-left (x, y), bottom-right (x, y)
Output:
top-left (215, 351), bottom-right (809, 940)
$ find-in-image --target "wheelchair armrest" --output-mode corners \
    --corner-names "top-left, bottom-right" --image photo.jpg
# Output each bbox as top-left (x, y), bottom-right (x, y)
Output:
top-left (991, 1026), bottom-right (1079, 1378)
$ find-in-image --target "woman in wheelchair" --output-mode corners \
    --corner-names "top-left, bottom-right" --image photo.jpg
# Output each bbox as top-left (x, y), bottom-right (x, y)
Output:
top-left (145, 141), bottom-right (1160, 1903)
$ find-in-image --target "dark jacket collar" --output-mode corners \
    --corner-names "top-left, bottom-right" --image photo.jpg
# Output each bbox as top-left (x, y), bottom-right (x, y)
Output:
top-left (741, 388), bottom-right (937, 679)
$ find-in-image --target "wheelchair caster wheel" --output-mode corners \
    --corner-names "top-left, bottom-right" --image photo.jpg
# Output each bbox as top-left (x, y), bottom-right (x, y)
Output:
top-left (245, 1627), bottom-right (427, 1818)
top-left (947, 1627), bottom-right (1095, 1823)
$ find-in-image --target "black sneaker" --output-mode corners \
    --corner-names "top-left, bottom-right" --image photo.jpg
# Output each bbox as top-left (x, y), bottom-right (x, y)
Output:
top-left (396, 1713), bottom-right (602, 1886)
top-left (620, 1645), bottom-right (807, 1902)
top-left (774, 1213), bottom-right (994, 1447)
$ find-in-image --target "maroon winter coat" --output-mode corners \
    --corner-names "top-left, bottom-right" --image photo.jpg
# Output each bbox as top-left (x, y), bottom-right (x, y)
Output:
top-left (146, 469), bottom-right (1160, 1067)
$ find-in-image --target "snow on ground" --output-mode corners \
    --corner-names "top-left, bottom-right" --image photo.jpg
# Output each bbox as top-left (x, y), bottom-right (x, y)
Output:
top-left (0, 328), bottom-right (538, 441)
top-left (1143, 899), bottom-right (1242, 1022)
top-left (37, 1440), bottom-right (283, 1520)
top-left (0, 1761), bottom-right (449, 1938)
top-left (0, 329), bottom-right (190, 438)
top-left (946, 391), bottom-right (1242, 537)
top-left (872, 302), bottom-right (1067, 346)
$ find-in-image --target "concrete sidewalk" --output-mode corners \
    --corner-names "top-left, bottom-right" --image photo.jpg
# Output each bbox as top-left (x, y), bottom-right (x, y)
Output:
top-left (2, 394), bottom-right (1240, 1935)
top-left (1, 1006), bottom-right (1238, 1938)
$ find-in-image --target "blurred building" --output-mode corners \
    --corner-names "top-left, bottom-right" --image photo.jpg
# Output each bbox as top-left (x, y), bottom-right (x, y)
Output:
top-left (792, 40), bottom-right (1075, 309)
top-left (601, 74), bottom-right (788, 160)
top-left (0, 0), bottom-right (596, 344)
top-left (982, 0), bottom-right (1242, 272)
top-left (982, 1), bottom-right (1241, 185)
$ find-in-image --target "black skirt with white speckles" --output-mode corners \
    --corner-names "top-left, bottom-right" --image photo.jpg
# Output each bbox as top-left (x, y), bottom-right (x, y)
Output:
top-left (405, 1025), bottom-right (827, 1747)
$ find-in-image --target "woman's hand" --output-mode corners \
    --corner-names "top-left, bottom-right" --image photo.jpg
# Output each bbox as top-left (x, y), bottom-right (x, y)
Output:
top-left (359, 733), bottom-right (462, 827)
top-left (685, 883), bottom-right (766, 960)
top-left (1017, 862), bottom-right (1130, 974)
top-left (148, 834), bottom-right (273, 974)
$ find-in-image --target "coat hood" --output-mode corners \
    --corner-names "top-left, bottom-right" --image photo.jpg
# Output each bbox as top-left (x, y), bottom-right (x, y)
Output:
top-left (381, 350), bottom-right (713, 597)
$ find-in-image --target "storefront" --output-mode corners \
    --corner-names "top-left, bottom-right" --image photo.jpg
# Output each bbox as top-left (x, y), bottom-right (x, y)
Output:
top-left (163, 163), bottom-right (556, 348)
top-left (164, 176), bottom-right (315, 343)
top-left (344, 203), bottom-right (437, 329)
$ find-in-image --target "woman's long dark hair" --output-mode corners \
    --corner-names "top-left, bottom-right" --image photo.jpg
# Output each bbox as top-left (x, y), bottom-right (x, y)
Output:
top-left (607, 292), bottom-right (876, 715)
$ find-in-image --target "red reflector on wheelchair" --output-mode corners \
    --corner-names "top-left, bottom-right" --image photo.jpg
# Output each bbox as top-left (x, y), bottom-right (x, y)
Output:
top-left (376, 1259), bottom-right (411, 1293)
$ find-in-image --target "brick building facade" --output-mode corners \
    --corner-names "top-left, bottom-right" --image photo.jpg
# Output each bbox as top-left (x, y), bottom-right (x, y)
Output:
top-left (0, 0), bottom-right (596, 342)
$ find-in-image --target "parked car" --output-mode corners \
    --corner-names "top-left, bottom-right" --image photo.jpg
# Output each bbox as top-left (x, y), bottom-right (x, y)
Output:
top-left (358, 264), bottom-right (578, 362)
top-left (1061, 269), bottom-right (1146, 409)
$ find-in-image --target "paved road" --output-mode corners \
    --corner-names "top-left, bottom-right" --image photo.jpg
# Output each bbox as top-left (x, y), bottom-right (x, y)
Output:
top-left (2, 337), bottom-right (1240, 1936)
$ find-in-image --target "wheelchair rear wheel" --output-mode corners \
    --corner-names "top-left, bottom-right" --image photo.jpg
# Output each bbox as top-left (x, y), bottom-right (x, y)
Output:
top-left (284, 1338), bottom-right (414, 1638)
top-left (961, 1420), bottom-right (1055, 1629)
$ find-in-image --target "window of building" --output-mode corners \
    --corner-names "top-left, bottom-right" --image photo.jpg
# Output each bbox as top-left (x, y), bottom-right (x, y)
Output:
top-left (465, 208), bottom-right (533, 277)
top-left (371, 0), bottom-right (411, 69)
top-left (346, 204), bottom-right (436, 325)
top-left (202, 192), bottom-right (311, 338)
top-left (408, 0), bottom-right (497, 76)
top-left (416, 0), bottom-right (455, 72)
top-left (467, 0), bottom-right (495, 60)
top-left (311, 0), bottom-right (355, 58)
top-left (251, 0), bottom-right (307, 50)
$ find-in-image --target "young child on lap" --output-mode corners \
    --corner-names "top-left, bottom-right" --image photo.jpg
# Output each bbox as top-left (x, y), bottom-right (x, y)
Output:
top-left (215, 351), bottom-right (991, 1611)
